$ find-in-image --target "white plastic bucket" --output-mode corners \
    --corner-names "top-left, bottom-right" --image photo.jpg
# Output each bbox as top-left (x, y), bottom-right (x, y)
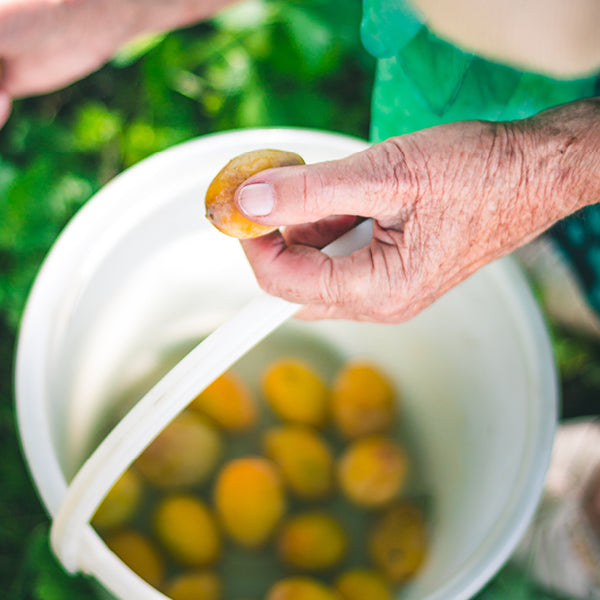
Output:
top-left (15, 127), bottom-right (557, 600)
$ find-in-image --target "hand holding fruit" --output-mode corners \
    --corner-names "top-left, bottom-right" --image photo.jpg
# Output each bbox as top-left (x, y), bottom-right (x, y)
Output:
top-left (207, 101), bottom-right (600, 323)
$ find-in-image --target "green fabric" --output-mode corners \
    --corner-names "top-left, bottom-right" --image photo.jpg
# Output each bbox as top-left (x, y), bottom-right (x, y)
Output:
top-left (361, 0), bottom-right (597, 141)
top-left (361, 0), bottom-right (600, 319)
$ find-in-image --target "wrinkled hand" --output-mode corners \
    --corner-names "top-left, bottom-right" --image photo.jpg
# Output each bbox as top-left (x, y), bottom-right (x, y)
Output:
top-left (237, 101), bottom-right (600, 322)
top-left (0, 0), bottom-right (235, 126)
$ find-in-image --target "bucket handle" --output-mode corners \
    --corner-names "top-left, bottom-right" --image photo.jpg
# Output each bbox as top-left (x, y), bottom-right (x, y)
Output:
top-left (50, 219), bottom-right (373, 575)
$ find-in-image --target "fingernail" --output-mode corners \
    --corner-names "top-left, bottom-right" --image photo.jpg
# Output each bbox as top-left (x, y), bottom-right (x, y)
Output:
top-left (238, 183), bottom-right (274, 217)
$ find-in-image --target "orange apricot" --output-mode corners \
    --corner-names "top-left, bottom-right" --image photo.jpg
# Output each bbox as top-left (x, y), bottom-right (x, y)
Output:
top-left (214, 456), bottom-right (286, 548)
top-left (262, 425), bottom-right (334, 500)
top-left (266, 577), bottom-right (341, 600)
top-left (331, 361), bottom-right (397, 440)
top-left (205, 149), bottom-right (304, 239)
top-left (334, 569), bottom-right (393, 600)
top-left (104, 529), bottom-right (165, 588)
top-left (276, 511), bottom-right (347, 571)
top-left (163, 572), bottom-right (222, 600)
top-left (262, 358), bottom-right (329, 427)
top-left (190, 370), bottom-right (257, 432)
top-left (337, 436), bottom-right (408, 507)
top-left (368, 501), bottom-right (428, 583)
top-left (153, 495), bottom-right (221, 567)
top-left (134, 411), bottom-right (222, 488)
top-left (92, 469), bottom-right (142, 530)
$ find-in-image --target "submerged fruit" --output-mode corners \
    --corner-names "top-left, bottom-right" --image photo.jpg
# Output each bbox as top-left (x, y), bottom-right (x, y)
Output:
top-left (191, 370), bottom-right (257, 432)
top-left (134, 411), bottom-right (222, 488)
top-left (105, 529), bottom-right (165, 588)
top-left (337, 436), bottom-right (408, 507)
top-left (153, 495), bottom-right (221, 567)
top-left (263, 425), bottom-right (334, 500)
top-left (205, 149), bottom-right (305, 239)
top-left (276, 511), bottom-right (347, 571)
top-left (334, 569), bottom-right (393, 600)
top-left (214, 456), bottom-right (286, 548)
top-left (266, 577), bottom-right (341, 600)
top-left (331, 361), bottom-right (397, 440)
top-left (368, 501), bottom-right (428, 582)
top-left (262, 358), bottom-right (329, 427)
top-left (93, 469), bottom-right (142, 530)
top-left (163, 572), bottom-right (222, 600)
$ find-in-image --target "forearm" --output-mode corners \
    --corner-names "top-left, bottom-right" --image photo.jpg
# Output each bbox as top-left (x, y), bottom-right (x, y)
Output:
top-left (516, 97), bottom-right (600, 224)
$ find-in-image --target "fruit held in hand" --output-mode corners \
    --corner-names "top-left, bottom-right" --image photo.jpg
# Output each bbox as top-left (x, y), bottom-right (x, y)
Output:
top-left (205, 149), bottom-right (305, 239)
top-left (214, 456), bottom-right (286, 548)
top-left (337, 436), bottom-right (408, 507)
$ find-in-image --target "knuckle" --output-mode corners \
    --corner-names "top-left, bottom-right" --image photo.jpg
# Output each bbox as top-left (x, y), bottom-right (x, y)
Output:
top-left (365, 138), bottom-right (417, 207)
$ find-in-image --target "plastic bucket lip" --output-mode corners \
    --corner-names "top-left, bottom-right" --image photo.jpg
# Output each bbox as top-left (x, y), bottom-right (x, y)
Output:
top-left (14, 126), bottom-right (558, 600)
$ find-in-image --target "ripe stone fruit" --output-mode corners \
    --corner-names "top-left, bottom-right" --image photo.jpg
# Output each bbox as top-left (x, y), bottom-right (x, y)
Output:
top-left (266, 577), bottom-right (342, 600)
top-left (263, 425), bottom-right (334, 500)
top-left (190, 370), bottom-right (257, 433)
top-left (153, 495), bottom-right (221, 567)
top-left (205, 149), bottom-right (305, 239)
top-left (368, 501), bottom-right (428, 583)
top-left (337, 436), bottom-right (408, 507)
top-left (331, 361), bottom-right (397, 440)
top-left (262, 358), bottom-right (329, 428)
top-left (276, 511), bottom-right (347, 571)
top-left (104, 529), bottom-right (165, 588)
top-left (163, 572), bottom-right (222, 600)
top-left (134, 411), bottom-right (222, 488)
top-left (334, 569), bottom-right (393, 600)
top-left (214, 456), bottom-right (286, 548)
top-left (92, 469), bottom-right (142, 530)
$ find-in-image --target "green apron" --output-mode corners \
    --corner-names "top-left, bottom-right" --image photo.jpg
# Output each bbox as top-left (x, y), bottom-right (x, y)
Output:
top-left (361, 0), bottom-right (600, 313)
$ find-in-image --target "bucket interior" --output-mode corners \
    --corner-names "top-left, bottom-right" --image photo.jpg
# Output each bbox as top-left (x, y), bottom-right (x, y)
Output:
top-left (15, 129), bottom-right (557, 600)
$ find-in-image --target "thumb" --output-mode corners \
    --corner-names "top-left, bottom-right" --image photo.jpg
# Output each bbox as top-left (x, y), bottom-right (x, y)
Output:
top-left (234, 140), bottom-right (410, 226)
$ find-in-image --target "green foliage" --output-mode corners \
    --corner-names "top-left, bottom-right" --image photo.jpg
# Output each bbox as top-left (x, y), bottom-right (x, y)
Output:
top-left (0, 1), bottom-right (373, 598)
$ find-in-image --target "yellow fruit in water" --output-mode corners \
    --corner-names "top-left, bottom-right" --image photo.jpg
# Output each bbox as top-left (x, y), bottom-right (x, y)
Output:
top-left (93, 469), bottom-right (142, 530)
top-left (214, 456), bottom-right (286, 548)
top-left (337, 436), bottom-right (408, 507)
top-left (104, 529), bottom-right (164, 588)
top-left (153, 495), bottom-right (221, 567)
top-left (263, 425), bottom-right (334, 500)
top-left (134, 411), bottom-right (222, 488)
top-left (266, 577), bottom-right (341, 600)
top-left (276, 511), bottom-right (347, 571)
top-left (334, 569), bottom-right (393, 600)
top-left (190, 371), bottom-right (257, 432)
top-left (368, 501), bottom-right (428, 583)
top-left (163, 572), bottom-right (222, 600)
top-left (205, 149), bottom-right (305, 239)
top-left (331, 361), bottom-right (397, 439)
top-left (262, 358), bottom-right (329, 427)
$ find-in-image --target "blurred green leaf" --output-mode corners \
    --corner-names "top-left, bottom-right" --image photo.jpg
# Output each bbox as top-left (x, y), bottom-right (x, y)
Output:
top-left (111, 32), bottom-right (167, 68)
top-left (72, 103), bottom-right (122, 152)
